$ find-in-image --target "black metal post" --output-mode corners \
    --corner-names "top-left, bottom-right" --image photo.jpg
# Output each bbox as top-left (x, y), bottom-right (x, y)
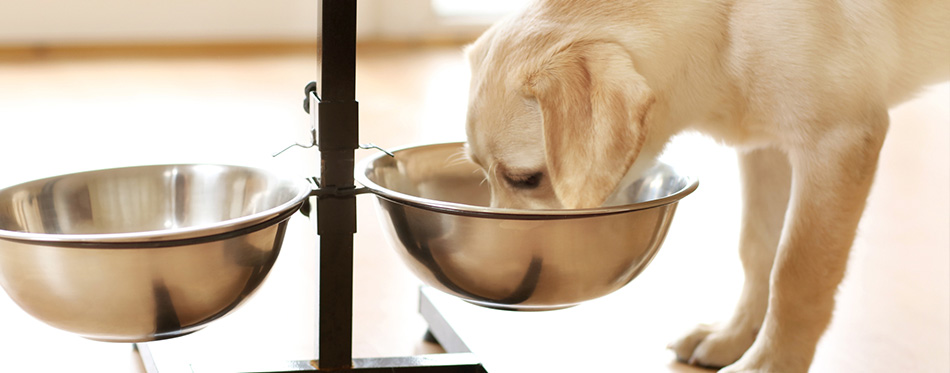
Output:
top-left (311, 1), bottom-right (485, 371)
top-left (315, 0), bottom-right (358, 370)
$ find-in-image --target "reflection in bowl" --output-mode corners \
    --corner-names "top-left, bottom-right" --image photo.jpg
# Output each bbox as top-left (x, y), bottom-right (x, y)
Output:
top-left (357, 142), bottom-right (697, 311)
top-left (0, 164), bottom-right (311, 342)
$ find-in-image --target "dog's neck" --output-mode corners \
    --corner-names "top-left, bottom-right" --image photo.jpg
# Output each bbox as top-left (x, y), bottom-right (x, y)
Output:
top-left (621, 1), bottom-right (740, 134)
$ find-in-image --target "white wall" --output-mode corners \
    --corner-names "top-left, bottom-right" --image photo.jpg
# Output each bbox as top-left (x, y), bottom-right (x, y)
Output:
top-left (0, 0), bottom-right (494, 46)
top-left (0, 0), bottom-right (320, 45)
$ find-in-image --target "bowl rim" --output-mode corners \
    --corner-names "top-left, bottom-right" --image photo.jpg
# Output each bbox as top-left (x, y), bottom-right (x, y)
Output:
top-left (355, 142), bottom-right (699, 219)
top-left (0, 164), bottom-right (313, 245)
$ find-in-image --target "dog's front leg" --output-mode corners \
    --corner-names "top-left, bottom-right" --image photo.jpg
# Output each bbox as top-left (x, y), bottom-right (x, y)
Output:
top-left (670, 147), bottom-right (791, 368)
top-left (722, 110), bottom-right (889, 373)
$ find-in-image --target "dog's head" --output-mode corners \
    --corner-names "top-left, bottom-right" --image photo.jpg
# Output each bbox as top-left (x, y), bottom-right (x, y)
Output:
top-left (464, 23), bottom-right (655, 209)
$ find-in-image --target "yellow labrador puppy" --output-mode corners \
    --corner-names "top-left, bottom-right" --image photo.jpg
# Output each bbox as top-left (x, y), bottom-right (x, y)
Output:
top-left (464, 0), bottom-right (949, 371)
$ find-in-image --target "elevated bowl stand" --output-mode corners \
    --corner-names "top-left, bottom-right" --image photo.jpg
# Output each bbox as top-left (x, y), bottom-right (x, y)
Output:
top-left (135, 1), bottom-right (485, 371)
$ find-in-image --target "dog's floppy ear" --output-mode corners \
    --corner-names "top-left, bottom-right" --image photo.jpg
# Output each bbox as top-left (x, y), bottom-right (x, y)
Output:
top-left (524, 42), bottom-right (654, 208)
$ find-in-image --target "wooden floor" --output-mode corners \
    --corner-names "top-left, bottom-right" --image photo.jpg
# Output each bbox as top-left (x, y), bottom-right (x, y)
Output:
top-left (0, 44), bottom-right (946, 372)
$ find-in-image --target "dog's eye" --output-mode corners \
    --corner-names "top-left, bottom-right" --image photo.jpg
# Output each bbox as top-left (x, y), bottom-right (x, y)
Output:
top-left (504, 172), bottom-right (543, 190)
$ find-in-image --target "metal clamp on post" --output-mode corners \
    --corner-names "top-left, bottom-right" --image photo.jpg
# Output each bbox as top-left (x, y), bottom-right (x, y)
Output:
top-left (299, 177), bottom-right (371, 218)
top-left (309, 178), bottom-right (371, 198)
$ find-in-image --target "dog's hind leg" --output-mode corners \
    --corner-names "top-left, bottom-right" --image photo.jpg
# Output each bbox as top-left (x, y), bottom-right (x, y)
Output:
top-left (669, 147), bottom-right (791, 368)
top-left (722, 107), bottom-right (889, 373)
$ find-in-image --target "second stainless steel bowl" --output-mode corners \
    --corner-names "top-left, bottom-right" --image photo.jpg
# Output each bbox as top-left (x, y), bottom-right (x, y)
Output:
top-left (0, 164), bottom-right (311, 342)
top-left (357, 142), bottom-right (697, 311)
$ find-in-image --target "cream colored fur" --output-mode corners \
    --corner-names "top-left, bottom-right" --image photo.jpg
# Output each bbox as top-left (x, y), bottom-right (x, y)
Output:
top-left (463, 0), bottom-right (950, 371)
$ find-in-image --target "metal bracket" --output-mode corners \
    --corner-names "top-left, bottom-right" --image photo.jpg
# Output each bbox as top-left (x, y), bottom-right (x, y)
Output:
top-left (272, 88), bottom-right (321, 157)
top-left (299, 177), bottom-right (371, 218)
top-left (308, 177), bottom-right (371, 198)
top-left (303, 80), bottom-right (319, 114)
top-left (311, 186), bottom-right (371, 198)
top-left (273, 83), bottom-right (393, 158)
top-left (358, 143), bottom-right (394, 157)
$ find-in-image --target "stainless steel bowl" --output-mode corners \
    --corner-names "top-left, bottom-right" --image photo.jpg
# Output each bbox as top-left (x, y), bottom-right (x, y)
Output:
top-left (357, 142), bottom-right (697, 311)
top-left (0, 164), bottom-right (311, 342)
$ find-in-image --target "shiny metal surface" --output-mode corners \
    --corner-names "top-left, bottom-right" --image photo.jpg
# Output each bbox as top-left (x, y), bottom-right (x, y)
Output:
top-left (0, 164), bottom-right (311, 342)
top-left (357, 142), bottom-right (697, 311)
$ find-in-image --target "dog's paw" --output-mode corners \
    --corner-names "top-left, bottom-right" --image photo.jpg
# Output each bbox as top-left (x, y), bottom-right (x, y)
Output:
top-left (669, 323), bottom-right (756, 369)
top-left (669, 323), bottom-right (715, 364)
